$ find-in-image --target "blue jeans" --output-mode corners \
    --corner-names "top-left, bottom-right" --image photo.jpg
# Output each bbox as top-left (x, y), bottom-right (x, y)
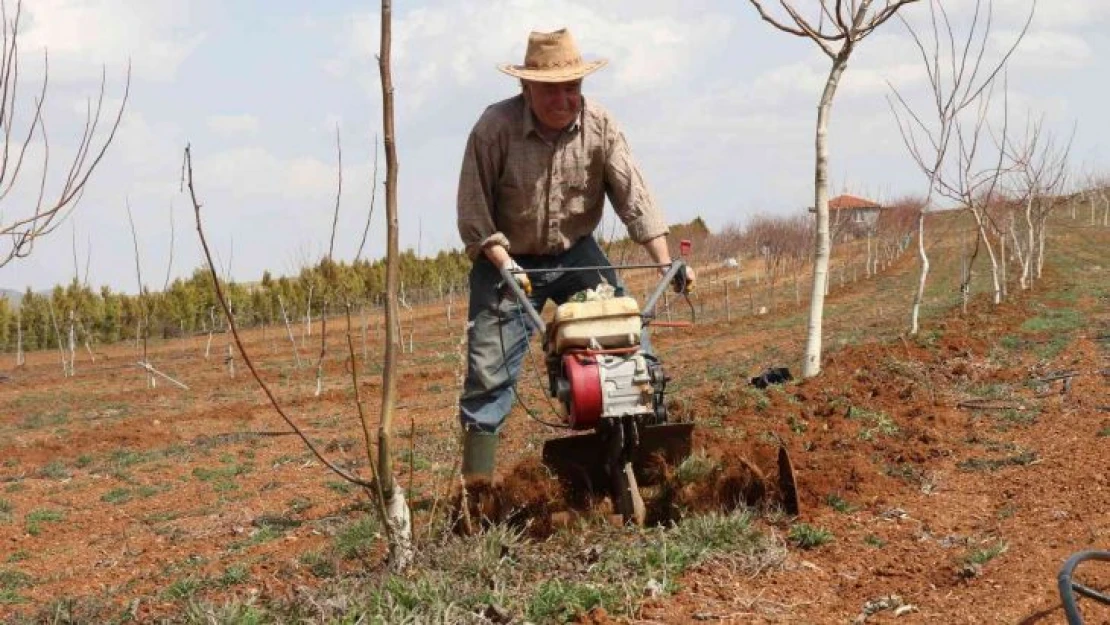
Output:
top-left (458, 236), bottom-right (652, 433)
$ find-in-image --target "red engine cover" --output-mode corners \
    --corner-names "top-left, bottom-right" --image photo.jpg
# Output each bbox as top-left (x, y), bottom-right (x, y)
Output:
top-left (563, 353), bottom-right (603, 430)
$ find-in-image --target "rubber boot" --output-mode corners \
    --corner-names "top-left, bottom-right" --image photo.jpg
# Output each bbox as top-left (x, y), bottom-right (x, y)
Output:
top-left (461, 430), bottom-right (499, 483)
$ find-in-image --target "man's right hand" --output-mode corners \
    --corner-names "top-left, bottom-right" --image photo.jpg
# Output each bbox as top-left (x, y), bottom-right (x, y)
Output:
top-left (500, 257), bottom-right (532, 296)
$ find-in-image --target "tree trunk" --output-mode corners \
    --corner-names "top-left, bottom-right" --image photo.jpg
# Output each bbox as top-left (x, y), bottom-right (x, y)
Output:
top-left (803, 51), bottom-right (850, 378)
top-left (378, 0), bottom-right (412, 572)
top-left (909, 210), bottom-right (928, 336)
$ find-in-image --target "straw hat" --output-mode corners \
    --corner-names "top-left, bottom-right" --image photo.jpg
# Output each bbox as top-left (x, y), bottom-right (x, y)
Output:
top-left (497, 28), bottom-right (608, 83)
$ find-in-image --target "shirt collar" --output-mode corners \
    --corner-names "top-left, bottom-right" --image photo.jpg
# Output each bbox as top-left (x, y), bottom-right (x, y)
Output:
top-left (521, 95), bottom-right (584, 140)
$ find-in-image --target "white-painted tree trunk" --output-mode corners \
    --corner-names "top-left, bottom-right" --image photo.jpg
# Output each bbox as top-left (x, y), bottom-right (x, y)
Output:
top-left (277, 295), bottom-right (301, 368)
top-left (803, 52), bottom-right (850, 378)
top-left (909, 211), bottom-right (929, 336)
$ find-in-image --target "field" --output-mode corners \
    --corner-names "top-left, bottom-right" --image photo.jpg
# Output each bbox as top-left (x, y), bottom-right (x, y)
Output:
top-left (1, 212), bottom-right (1108, 624)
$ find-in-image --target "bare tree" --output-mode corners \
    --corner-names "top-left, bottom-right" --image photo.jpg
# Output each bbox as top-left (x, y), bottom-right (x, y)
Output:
top-left (0, 0), bottom-right (130, 267)
top-left (1000, 116), bottom-right (1072, 290)
top-left (377, 0), bottom-right (413, 570)
top-left (748, 0), bottom-right (919, 377)
top-left (889, 0), bottom-right (1032, 323)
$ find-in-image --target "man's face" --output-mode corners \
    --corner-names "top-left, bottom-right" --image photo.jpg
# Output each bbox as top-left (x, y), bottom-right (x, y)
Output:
top-left (523, 79), bottom-right (582, 132)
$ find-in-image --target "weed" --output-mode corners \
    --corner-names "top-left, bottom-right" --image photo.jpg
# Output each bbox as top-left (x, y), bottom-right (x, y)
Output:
top-left (1021, 308), bottom-right (1083, 333)
top-left (137, 484), bottom-right (167, 498)
top-left (220, 564), bottom-right (250, 587)
top-left (108, 449), bottom-right (151, 470)
top-left (5, 550), bottom-right (29, 563)
top-left (1097, 424), bottom-right (1110, 438)
top-left (399, 449), bottom-right (432, 471)
top-left (964, 541), bottom-right (1007, 566)
top-left (299, 551), bottom-right (337, 578)
top-left (326, 480), bottom-right (353, 495)
top-left (0, 568), bottom-right (32, 604)
top-left (25, 508), bottom-right (64, 535)
top-left (997, 504), bottom-right (1018, 520)
top-left (968, 383), bottom-right (1012, 401)
top-left (287, 496), bottom-right (314, 515)
top-left (885, 463), bottom-right (925, 485)
top-left (335, 516), bottom-right (381, 560)
top-left (164, 576), bottom-right (204, 601)
top-left (230, 526), bottom-right (282, 551)
top-left (789, 523), bottom-right (834, 549)
top-left (527, 580), bottom-right (617, 623)
top-left (101, 488), bottom-right (132, 505)
top-left (38, 460), bottom-right (71, 480)
top-left (0, 498), bottom-right (12, 522)
top-left (788, 415), bottom-right (807, 434)
top-left (824, 493), bottom-right (856, 514)
top-left (853, 407), bottom-right (899, 441)
top-left (864, 535), bottom-right (886, 548)
top-left (192, 463), bottom-right (251, 482)
top-left (673, 453), bottom-right (718, 484)
top-left (75, 455), bottom-right (93, 468)
top-left (957, 450), bottom-right (1038, 472)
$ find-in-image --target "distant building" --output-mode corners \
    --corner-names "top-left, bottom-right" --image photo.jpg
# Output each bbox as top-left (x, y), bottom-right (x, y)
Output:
top-left (810, 194), bottom-right (886, 240)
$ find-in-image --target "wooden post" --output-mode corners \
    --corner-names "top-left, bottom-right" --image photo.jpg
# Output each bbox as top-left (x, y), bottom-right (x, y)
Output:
top-left (725, 280), bottom-right (731, 322)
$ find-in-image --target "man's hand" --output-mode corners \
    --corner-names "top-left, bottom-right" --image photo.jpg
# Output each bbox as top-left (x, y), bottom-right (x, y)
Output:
top-left (660, 263), bottom-right (696, 294)
top-left (500, 257), bottom-right (533, 296)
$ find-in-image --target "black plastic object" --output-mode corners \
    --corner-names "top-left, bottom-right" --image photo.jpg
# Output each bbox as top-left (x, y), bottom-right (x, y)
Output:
top-left (750, 367), bottom-right (793, 389)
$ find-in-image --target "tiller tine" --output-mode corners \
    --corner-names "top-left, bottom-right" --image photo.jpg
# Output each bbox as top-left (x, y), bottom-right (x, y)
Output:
top-left (541, 422), bottom-right (695, 517)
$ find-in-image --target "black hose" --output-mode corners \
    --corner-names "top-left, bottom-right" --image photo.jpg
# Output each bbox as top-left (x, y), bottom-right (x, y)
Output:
top-left (1058, 550), bottom-right (1110, 624)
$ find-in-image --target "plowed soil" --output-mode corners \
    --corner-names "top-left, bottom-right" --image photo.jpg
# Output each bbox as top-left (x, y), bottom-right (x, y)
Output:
top-left (1, 213), bottom-right (1107, 624)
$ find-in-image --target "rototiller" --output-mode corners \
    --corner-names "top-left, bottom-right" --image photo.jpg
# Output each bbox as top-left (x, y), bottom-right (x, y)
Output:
top-left (497, 257), bottom-right (698, 525)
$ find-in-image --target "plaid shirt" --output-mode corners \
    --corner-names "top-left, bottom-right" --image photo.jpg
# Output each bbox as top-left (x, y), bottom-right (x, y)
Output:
top-left (457, 94), bottom-right (668, 260)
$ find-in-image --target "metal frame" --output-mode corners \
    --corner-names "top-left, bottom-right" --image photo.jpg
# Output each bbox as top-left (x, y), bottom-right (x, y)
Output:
top-left (496, 259), bottom-right (689, 336)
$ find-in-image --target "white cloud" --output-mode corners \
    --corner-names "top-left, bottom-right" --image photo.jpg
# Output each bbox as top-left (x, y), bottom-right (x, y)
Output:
top-left (20, 0), bottom-right (205, 83)
top-left (193, 147), bottom-right (340, 202)
top-left (326, 1), bottom-right (735, 108)
top-left (1003, 30), bottom-right (1093, 70)
top-left (207, 114), bottom-right (261, 137)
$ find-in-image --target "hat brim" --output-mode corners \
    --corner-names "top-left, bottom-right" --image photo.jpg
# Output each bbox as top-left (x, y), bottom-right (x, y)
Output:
top-left (497, 59), bottom-right (608, 82)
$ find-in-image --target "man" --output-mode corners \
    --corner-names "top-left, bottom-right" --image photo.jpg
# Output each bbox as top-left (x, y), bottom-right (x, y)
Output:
top-left (456, 28), bottom-right (695, 483)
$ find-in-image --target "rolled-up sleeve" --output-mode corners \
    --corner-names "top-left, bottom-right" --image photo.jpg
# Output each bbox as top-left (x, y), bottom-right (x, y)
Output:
top-left (603, 123), bottom-right (668, 244)
top-left (457, 131), bottom-right (510, 260)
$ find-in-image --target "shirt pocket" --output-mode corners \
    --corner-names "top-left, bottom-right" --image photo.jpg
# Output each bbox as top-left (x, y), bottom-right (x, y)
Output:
top-left (496, 179), bottom-right (537, 234)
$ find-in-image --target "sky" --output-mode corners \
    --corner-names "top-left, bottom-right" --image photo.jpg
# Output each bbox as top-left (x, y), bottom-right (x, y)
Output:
top-left (2, 0), bottom-right (1106, 294)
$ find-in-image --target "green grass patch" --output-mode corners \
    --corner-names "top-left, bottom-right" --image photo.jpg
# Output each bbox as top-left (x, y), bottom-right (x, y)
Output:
top-left (101, 487), bottom-right (133, 505)
top-left (864, 534), bottom-right (886, 548)
top-left (957, 450), bottom-right (1038, 472)
top-left (673, 452), bottom-right (718, 484)
top-left (299, 550), bottom-right (337, 579)
top-left (38, 460), bottom-right (71, 480)
top-left (824, 493), bottom-right (856, 514)
top-left (1020, 307), bottom-right (1083, 334)
top-left (164, 576), bottom-right (204, 601)
top-left (850, 407), bottom-right (899, 441)
top-left (789, 523), bottom-right (834, 549)
top-left (219, 564), bottom-right (250, 587)
top-left (0, 568), bottom-right (32, 605)
top-left (25, 508), bottom-right (65, 536)
top-left (964, 541), bottom-right (1008, 566)
top-left (335, 516), bottom-right (381, 561)
top-left (527, 579), bottom-right (621, 623)
top-left (1098, 424), bottom-right (1110, 438)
